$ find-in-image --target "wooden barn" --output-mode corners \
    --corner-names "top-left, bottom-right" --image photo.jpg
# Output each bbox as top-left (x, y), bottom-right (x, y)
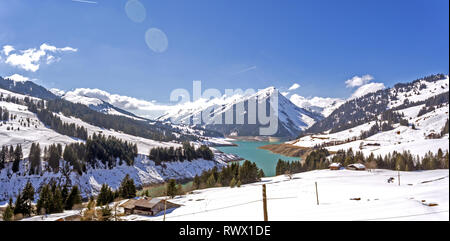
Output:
top-left (121, 197), bottom-right (180, 216)
top-left (346, 163), bottom-right (366, 171)
top-left (329, 162), bottom-right (342, 170)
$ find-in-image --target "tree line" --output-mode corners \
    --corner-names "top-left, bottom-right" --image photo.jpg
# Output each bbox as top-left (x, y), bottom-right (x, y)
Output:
top-left (275, 147), bottom-right (449, 177)
top-left (2, 173), bottom-right (137, 221)
top-left (1, 133), bottom-right (138, 176)
top-left (276, 148), bottom-right (331, 175)
top-left (2, 180), bottom-right (82, 221)
top-left (0, 144), bottom-right (23, 173)
top-left (189, 160), bottom-right (264, 193)
top-left (0, 106), bottom-right (10, 121)
top-left (149, 142), bottom-right (214, 165)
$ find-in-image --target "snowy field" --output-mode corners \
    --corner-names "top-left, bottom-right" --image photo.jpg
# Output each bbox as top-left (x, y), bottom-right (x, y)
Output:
top-left (114, 169), bottom-right (449, 221)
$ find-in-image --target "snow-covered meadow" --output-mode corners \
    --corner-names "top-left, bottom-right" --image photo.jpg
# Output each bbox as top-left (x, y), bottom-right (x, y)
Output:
top-left (118, 169), bottom-right (449, 221)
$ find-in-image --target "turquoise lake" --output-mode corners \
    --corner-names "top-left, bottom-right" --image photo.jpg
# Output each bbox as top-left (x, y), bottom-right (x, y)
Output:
top-left (216, 141), bottom-right (301, 177)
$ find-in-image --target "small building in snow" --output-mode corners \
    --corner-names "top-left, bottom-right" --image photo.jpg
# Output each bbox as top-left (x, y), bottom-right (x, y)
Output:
top-left (347, 163), bottom-right (366, 171)
top-left (121, 197), bottom-right (181, 216)
top-left (329, 162), bottom-right (342, 170)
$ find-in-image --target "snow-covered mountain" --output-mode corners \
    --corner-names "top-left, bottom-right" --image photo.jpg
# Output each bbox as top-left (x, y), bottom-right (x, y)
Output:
top-left (157, 87), bottom-right (323, 138)
top-left (285, 74), bottom-right (449, 158)
top-left (305, 74), bottom-right (449, 135)
top-left (0, 76), bottom-right (58, 100)
top-left (50, 88), bottom-right (146, 121)
top-left (289, 94), bottom-right (345, 117)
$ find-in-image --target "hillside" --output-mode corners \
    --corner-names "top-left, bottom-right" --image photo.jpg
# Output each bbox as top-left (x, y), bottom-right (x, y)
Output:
top-left (304, 74), bottom-right (449, 135)
top-left (0, 82), bottom-right (232, 203)
top-left (0, 76), bottom-right (58, 100)
top-left (260, 74), bottom-right (449, 159)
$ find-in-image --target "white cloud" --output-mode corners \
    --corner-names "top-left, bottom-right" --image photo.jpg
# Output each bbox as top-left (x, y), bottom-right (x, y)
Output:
top-left (288, 83), bottom-right (301, 91)
top-left (3, 43), bottom-right (77, 72)
top-left (2, 45), bottom-right (14, 56)
top-left (349, 82), bottom-right (385, 99)
top-left (40, 43), bottom-right (77, 53)
top-left (281, 91), bottom-right (290, 96)
top-left (345, 74), bottom-right (374, 88)
top-left (5, 73), bottom-right (30, 83)
top-left (46, 55), bottom-right (61, 64)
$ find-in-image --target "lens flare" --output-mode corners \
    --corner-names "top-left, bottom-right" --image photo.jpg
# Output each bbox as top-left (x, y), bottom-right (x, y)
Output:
top-left (145, 28), bottom-right (169, 53)
top-left (125, 0), bottom-right (146, 23)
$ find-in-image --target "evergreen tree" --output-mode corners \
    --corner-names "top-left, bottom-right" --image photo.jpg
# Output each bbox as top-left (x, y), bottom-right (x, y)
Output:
top-left (206, 173), bottom-right (216, 188)
top-left (230, 177), bottom-right (236, 188)
top-left (12, 145), bottom-right (23, 173)
top-left (36, 183), bottom-right (52, 215)
top-left (166, 179), bottom-right (178, 198)
top-left (29, 143), bottom-right (41, 175)
top-left (47, 144), bottom-right (61, 172)
top-left (65, 185), bottom-right (82, 210)
top-left (0, 146), bottom-right (6, 170)
top-left (119, 174), bottom-right (136, 199)
top-left (51, 183), bottom-right (64, 213)
top-left (97, 184), bottom-right (114, 206)
top-left (2, 203), bottom-right (14, 221)
top-left (14, 181), bottom-right (34, 217)
top-left (193, 175), bottom-right (201, 189)
top-left (258, 169), bottom-right (265, 179)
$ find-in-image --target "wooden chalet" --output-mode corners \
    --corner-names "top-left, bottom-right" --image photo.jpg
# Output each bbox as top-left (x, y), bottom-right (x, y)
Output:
top-left (121, 197), bottom-right (180, 216)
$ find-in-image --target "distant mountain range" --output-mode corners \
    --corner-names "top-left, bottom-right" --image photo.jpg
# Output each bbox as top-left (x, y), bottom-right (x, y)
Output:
top-left (303, 74), bottom-right (449, 135)
top-left (2, 73), bottom-right (448, 139)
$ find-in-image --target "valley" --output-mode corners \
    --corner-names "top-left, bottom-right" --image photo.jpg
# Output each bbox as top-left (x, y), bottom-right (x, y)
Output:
top-left (0, 73), bottom-right (448, 221)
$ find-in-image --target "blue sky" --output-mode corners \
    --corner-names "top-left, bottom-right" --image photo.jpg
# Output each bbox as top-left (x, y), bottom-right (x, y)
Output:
top-left (0, 0), bottom-right (448, 105)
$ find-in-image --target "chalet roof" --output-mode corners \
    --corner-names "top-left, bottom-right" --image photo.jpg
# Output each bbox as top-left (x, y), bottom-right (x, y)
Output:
top-left (121, 197), bottom-right (181, 210)
top-left (120, 199), bottom-right (137, 209)
top-left (329, 163), bottom-right (342, 167)
top-left (348, 163), bottom-right (366, 169)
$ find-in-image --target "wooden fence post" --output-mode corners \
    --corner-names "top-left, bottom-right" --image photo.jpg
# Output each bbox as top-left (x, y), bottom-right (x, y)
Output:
top-left (262, 184), bottom-right (268, 221)
top-left (315, 182), bottom-right (319, 205)
top-left (163, 197), bottom-right (167, 221)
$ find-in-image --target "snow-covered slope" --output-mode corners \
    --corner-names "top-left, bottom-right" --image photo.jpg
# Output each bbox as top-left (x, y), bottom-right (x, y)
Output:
top-left (0, 86), bottom-right (230, 202)
top-left (117, 169), bottom-right (449, 221)
top-left (0, 154), bottom-right (226, 203)
top-left (290, 97), bottom-right (449, 158)
top-left (305, 74), bottom-right (449, 135)
top-left (51, 88), bottom-right (145, 120)
top-left (158, 87), bottom-right (323, 137)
